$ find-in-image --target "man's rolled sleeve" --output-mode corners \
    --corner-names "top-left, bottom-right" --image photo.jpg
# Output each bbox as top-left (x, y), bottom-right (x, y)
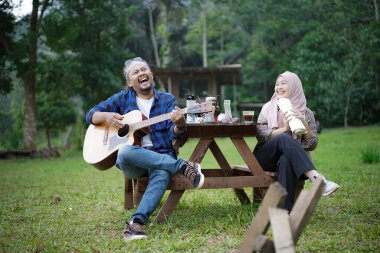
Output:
top-left (170, 125), bottom-right (187, 140)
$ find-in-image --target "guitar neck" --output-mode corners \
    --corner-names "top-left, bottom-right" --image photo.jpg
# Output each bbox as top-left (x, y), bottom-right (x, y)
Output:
top-left (130, 108), bottom-right (186, 131)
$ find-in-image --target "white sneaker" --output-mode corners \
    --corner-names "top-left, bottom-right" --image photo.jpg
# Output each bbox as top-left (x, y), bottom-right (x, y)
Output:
top-left (315, 174), bottom-right (340, 197)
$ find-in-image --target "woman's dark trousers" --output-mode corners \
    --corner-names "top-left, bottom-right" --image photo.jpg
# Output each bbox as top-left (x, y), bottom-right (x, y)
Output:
top-left (254, 134), bottom-right (315, 210)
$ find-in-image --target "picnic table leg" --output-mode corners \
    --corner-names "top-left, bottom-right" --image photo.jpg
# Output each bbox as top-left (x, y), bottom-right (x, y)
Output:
top-left (155, 190), bottom-right (185, 223)
top-left (230, 137), bottom-right (265, 176)
top-left (188, 138), bottom-right (213, 163)
top-left (231, 137), bottom-right (274, 203)
top-left (154, 139), bottom-right (212, 223)
top-left (253, 187), bottom-right (267, 203)
top-left (209, 140), bottom-right (250, 204)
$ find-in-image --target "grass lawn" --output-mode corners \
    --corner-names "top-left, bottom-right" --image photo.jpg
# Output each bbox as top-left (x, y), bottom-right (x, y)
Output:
top-left (0, 125), bottom-right (379, 252)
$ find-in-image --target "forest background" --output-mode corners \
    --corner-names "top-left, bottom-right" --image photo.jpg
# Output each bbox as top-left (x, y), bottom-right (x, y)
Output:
top-left (0, 0), bottom-right (379, 152)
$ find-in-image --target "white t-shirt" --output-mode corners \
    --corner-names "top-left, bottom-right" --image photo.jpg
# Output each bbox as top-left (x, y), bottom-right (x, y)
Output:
top-left (136, 96), bottom-right (154, 147)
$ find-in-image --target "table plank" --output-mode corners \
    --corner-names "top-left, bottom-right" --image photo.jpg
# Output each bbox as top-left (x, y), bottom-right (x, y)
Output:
top-left (186, 123), bottom-right (257, 138)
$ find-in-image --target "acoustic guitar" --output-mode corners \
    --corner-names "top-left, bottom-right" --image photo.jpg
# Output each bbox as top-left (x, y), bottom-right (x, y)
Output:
top-left (83, 102), bottom-right (212, 170)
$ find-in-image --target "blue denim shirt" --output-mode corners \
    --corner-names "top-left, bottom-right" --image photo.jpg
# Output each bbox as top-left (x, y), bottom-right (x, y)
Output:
top-left (85, 88), bottom-right (184, 158)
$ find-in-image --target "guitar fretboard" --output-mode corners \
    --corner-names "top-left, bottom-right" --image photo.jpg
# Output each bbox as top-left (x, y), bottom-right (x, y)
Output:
top-left (129, 108), bottom-right (186, 131)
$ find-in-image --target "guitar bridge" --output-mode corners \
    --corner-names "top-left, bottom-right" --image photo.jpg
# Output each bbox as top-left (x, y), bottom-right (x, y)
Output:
top-left (103, 127), bottom-right (109, 145)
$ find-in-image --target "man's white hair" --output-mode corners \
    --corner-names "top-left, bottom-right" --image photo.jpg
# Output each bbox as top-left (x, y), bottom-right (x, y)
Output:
top-left (123, 57), bottom-right (150, 82)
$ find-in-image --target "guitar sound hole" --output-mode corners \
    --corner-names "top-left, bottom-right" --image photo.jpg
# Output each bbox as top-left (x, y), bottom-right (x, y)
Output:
top-left (118, 124), bottom-right (129, 137)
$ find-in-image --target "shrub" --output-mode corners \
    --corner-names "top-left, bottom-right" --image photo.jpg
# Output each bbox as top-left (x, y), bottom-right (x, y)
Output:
top-left (361, 148), bottom-right (380, 164)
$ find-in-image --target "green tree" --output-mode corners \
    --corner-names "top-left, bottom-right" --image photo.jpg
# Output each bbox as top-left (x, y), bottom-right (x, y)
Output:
top-left (36, 93), bottom-right (76, 149)
top-left (21, 0), bottom-right (51, 151)
top-left (0, 0), bottom-right (15, 94)
top-left (242, 0), bottom-right (317, 101)
top-left (0, 0), bottom-right (51, 151)
top-left (292, 0), bottom-right (380, 127)
top-left (43, 0), bottom-right (135, 110)
top-left (0, 84), bottom-right (24, 151)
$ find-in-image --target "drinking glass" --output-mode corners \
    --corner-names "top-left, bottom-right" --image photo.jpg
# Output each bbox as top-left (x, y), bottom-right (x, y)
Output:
top-left (242, 111), bottom-right (254, 123)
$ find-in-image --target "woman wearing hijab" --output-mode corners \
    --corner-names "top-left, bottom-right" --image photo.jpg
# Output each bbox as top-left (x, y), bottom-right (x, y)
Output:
top-left (254, 71), bottom-right (340, 211)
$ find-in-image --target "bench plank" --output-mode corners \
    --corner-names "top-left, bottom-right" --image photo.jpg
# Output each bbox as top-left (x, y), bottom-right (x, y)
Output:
top-left (269, 207), bottom-right (295, 253)
top-left (289, 178), bottom-right (324, 243)
top-left (238, 182), bottom-right (287, 253)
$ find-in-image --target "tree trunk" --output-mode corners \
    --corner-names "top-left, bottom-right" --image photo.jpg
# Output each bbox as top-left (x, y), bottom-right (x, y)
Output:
top-left (148, 5), bottom-right (160, 67)
top-left (220, 32), bottom-right (224, 65)
top-left (375, 0), bottom-right (379, 89)
top-left (62, 125), bottom-right (73, 150)
top-left (202, 4), bottom-right (208, 67)
top-left (22, 0), bottom-right (50, 151)
top-left (360, 104), bottom-right (363, 126)
top-left (47, 129), bottom-right (51, 150)
top-left (343, 82), bottom-right (353, 128)
top-left (160, 3), bottom-right (170, 67)
top-left (23, 0), bottom-right (39, 151)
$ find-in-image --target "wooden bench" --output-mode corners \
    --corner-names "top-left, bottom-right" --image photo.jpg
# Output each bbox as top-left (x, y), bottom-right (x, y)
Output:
top-left (124, 165), bottom-right (276, 222)
top-left (230, 164), bottom-right (305, 202)
top-left (124, 166), bottom-right (304, 218)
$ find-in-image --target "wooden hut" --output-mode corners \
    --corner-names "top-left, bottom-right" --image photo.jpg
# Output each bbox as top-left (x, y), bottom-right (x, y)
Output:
top-left (152, 64), bottom-right (242, 108)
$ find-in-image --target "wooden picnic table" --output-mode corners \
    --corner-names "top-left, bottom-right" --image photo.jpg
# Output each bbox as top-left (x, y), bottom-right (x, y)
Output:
top-left (124, 122), bottom-right (277, 223)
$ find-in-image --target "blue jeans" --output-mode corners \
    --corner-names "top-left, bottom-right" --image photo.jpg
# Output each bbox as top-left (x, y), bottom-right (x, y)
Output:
top-left (115, 145), bottom-right (186, 224)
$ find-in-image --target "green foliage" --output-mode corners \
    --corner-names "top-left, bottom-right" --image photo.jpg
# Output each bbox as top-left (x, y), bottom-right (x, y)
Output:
top-left (0, 0), bottom-right (16, 94)
top-left (0, 126), bottom-right (379, 252)
top-left (0, 95), bottom-right (22, 151)
top-left (0, 84), bottom-right (24, 151)
top-left (242, 0), bottom-right (317, 101)
top-left (36, 93), bottom-right (76, 146)
top-left (42, 0), bottom-right (136, 109)
top-left (241, 0), bottom-right (380, 127)
top-left (361, 148), bottom-right (380, 164)
top-left (35, 53), bottom-right (81, 148)
top-left (290, 1), bottom-right (380, 127)
top-left (184, 0), bottom-right (251, 67)
top-left (2, 0), bottom-right (380, 153)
